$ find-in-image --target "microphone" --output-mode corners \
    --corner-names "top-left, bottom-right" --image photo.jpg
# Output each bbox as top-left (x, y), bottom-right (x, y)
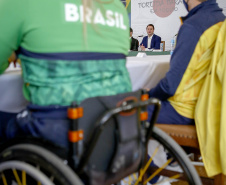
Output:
top-left (138, 35), bottom-right (143, 37)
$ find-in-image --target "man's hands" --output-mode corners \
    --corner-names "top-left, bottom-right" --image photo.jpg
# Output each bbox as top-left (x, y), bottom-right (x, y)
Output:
top-left (140, 44), bottom-right (146, 51)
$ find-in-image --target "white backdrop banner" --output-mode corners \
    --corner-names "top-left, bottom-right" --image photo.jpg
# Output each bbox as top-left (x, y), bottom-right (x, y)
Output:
top-left (131, 0), bottom-right (226, 51)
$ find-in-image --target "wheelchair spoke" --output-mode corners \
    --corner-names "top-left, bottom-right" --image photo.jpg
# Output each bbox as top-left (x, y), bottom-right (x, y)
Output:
top-left (13, 169), bottom-right (22, 185)
top-left (144, 158), bottom-right (173, 184)
top-left (135, 145), bottom-right (160, 185)
top-left (1, 173), bottom-right (8, 185)
top-left (22, 170), bottom-right (26, 185)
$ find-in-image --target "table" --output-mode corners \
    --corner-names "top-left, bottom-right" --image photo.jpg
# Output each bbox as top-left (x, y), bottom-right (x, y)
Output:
top-left (126, 54), bottom-right (170, 91)
top-left (0, 54), bottom-right (170, 112)
top-left (128, 51), bottom-right (170, 57)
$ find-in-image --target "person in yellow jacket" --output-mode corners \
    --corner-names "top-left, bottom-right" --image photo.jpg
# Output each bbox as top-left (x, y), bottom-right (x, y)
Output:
top-left (195, 19), bottom-right (226, 177)
top-left (145, 0), bottom-right (225, 183)
top-left (147, 0), bottom-right (225, 125)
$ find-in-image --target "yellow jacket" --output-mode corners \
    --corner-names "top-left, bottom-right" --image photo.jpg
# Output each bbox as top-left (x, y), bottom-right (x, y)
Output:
top-left (195, 19), bottom-right (226, 177)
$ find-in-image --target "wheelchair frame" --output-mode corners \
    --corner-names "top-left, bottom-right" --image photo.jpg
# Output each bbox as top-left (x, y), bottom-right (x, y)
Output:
top-left (0, 91), bottom-right (202, 185)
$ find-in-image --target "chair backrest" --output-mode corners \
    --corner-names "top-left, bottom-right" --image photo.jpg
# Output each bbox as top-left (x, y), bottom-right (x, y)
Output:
top-left (161, 41), bottom-right (165, 51)
top-left (155, 124), bottom-right (199, 148)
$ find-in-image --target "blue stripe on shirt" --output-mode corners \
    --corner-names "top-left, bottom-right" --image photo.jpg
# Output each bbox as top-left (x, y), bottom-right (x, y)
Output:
top-left (17, 47), bottom-right (126, 61)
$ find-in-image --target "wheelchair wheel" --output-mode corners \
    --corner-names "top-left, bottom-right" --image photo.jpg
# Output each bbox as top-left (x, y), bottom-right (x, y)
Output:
top-left (120, 126), bottom-right (202, 185)
top-left (0, 160), bottom-right (54, 185)
top-left (0, 144), bottom-right (84, 185)
top-left (145, 126), bottom-right (202, 185)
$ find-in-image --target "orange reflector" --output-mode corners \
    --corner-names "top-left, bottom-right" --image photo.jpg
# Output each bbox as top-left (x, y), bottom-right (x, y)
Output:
top-left (68, 107), bottom-right (83, 119)
top-left (140, 112), bottom-right (148, 121)
top-left (141, 94), bottom-right (149, 101)
top-left (68, 130), bottom-right (84, 142)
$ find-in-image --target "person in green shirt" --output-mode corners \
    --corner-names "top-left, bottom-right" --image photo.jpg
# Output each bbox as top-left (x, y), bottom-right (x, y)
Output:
top-left (0, 0), bottom-right (131, 147)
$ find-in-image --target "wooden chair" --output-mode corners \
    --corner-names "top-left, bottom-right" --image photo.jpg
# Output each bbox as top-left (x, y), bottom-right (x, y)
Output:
top-left (155, 123), bottom-right (226, 185)
top-left (161, 41), bottom-right (165, 51)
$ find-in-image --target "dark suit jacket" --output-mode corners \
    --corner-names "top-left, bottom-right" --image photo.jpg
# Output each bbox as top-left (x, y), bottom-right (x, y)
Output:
top-left (130, 37), bottom-right (139, 51)
top-left (140, 34), bottom-right (161, 49)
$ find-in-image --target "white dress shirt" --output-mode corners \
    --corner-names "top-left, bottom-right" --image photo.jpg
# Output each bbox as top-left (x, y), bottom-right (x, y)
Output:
top-left (147, 35), bottom-right (153, 48)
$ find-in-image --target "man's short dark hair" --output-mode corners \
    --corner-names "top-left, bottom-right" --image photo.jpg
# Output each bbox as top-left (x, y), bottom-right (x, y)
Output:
top-left (130, 27), bottom-right (133, 33)
top-left (146, 24), bottom-right (155, 30)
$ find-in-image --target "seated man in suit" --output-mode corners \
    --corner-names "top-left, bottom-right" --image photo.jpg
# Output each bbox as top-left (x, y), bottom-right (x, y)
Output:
top-left (130, 27), bottom-right (139, 51)
top-left (140, 24), bottom-right (161, 50)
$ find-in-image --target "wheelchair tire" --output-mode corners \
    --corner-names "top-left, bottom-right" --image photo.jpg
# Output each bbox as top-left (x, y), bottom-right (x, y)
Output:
top-left (0, 160), bottom-right (54, 185)
top-left (0, 144), bottom-right (84, 185)
top-left (148, 126), bottom-right (202, 185)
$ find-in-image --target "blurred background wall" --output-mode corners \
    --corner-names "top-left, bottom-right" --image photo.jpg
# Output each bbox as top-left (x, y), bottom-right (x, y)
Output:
top-left (121, 0), bottom-right (226, 51)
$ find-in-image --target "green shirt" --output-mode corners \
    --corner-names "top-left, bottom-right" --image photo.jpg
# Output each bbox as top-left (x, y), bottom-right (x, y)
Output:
top-left (0, 0), bottom-right (132, 105)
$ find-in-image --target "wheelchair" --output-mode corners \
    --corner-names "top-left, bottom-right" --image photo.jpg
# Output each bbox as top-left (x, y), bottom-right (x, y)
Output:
top-left (0, 90), bottom-right (202, 185)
